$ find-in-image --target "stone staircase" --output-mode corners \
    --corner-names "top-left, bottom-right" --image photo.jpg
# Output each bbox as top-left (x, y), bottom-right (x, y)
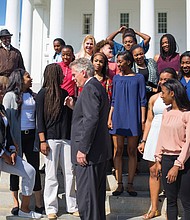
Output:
top-left (0, 156), bottom-right (182, 219)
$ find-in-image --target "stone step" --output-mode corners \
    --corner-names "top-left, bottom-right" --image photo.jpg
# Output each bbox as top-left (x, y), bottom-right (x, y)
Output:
top-left (106, 173), bottom-right (149, 191)
top-left (0, 211), bottom-right (168, 220)
top-left (0, 168), bottom-right (183, 219)
top-left (0, 184), bottom-right (167, 216)
top-left (0, 187), bottom-right (183, 219)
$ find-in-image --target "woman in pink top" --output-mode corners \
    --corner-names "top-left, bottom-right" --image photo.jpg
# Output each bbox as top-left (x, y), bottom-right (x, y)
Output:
top-left (155, 79), bottom-right (190, 220)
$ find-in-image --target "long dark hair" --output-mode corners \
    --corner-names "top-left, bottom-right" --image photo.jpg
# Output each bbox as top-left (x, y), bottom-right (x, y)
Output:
top-left (91, 52), bottom-right (109, 80)
top-left (160, 34), bottom-right (178, 61)
top-left (162, 79), bottom-right (190, 111)
top-left (42, 63), bottom-right (64, 124)
top-left (6, 68), bottom-right (33, 114)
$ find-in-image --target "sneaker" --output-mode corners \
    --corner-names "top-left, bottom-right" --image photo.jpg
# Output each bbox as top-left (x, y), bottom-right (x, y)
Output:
top-left (35, 206), bottom-right (46, 214)
top-left (11, 207), bottom-right (19, 215)
top-left (69, 211), bottom-right (80, 217)
top-left (18, 210), bottom-right (42, 219)
top-left (48, 213), bottom-right (57, 219)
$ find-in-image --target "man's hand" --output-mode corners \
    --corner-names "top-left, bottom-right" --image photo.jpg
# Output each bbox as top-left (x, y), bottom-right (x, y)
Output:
top-left (77, 150), bottom-right (88, 166)
top-left (64, 96), bottom-right (74, 110)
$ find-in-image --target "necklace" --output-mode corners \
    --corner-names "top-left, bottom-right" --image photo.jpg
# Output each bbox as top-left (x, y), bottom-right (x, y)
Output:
top-left (137, 65), bottom-right (147, 69)
top-left (95, 74), bottom-right (103, 82)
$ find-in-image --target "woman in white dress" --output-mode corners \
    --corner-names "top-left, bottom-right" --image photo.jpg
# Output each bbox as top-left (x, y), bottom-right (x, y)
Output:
top-left (138, 67), bottom-right (178, 219)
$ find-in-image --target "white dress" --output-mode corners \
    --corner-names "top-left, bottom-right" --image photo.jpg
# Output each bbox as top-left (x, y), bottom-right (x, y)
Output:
top-left (143, 95), bottom-right (167, 162)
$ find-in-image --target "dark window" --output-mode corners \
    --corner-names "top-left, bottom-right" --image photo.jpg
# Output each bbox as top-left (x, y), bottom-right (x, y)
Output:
top-left (158, 12), bottom-right (167, 33)
top-left (83, 14), bottom-right (92, 34)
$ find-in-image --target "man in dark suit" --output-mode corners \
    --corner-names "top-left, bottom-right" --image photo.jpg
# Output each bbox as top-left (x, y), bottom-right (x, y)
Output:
top-left (70, 58), bottom-right (112, 220)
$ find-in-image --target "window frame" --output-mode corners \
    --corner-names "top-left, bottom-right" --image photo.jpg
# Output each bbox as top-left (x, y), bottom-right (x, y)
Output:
top-left (157, 12), bottom-right (168, 34)
top-left (83, 13), bottom-right (93, 35)
top-left (120, 12), bottom-right (130, 28)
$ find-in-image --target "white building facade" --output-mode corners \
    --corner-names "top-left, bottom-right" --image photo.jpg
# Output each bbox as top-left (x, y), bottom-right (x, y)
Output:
top-left (3, 0), bottom-right (190, 91)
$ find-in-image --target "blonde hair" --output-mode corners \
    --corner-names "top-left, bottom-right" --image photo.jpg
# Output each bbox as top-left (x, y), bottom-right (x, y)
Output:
top-left (77, 35), bottom-right (96, 59)
top-left (0, 76), bottom-right (9, 90)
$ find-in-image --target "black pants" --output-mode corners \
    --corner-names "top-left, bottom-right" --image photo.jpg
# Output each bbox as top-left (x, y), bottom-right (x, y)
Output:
top-left (75, 161), bottom-right (107, 220)
top-left (10, 129), bottom-right (41, 191)
top-left (162, 155), bottom-right (190, 220)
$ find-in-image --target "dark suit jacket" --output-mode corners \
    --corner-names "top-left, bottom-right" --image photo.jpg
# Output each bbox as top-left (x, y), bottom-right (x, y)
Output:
top-left (71, 77), bottom-right (112, 165)
top-left (0, 44), bottom-right (25, 77)
top-left (0, 104), bottom-right (14, 154)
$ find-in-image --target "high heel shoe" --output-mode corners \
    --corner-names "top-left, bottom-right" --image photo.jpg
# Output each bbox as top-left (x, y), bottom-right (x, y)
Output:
top-left (142, 210), bottom-right (160, 219)
top-left (127, 182), bottom-right (137, 197)
top-left (112, 182), bottom-right (124, 196)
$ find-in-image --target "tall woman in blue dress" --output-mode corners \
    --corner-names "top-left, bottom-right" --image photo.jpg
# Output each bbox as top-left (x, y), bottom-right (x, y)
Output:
top-left (108, 51), bottom-right (147, 196)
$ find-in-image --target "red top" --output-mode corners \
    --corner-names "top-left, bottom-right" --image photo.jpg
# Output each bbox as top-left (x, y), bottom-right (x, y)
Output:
top-left (58, 62), bottom-right (76, 96)
top-left (108, 61), bottom-right (120, 80)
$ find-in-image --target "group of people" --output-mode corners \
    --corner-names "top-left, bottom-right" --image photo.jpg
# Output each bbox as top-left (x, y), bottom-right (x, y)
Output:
top-left (0, 25), bottom-right (190, 220)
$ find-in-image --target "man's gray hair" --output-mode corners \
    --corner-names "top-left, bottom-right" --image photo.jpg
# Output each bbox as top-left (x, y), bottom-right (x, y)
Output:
top-left (70, 58), bottom-right (94, 77)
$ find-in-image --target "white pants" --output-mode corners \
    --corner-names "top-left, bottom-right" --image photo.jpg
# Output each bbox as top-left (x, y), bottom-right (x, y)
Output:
top-left (44, 139), bottom-right (78, 215)
top-left (0, 153), bottom-right (35, 196)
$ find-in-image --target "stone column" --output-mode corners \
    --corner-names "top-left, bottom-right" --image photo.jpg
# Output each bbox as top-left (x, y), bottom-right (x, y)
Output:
top-left (94, 0), bottom-right (109, 42)
top-left (20, 0), bottom-right (33, 73)
top-left (186, 0), bottom-right (190, 50)
top-left (30, 5), bottom-right (44, 92)
top-left (49, 0), bottom-right (65, 58)
top-left (140, 0), bottom-right (155, 58)
top-left (5, 0), bottom-right (20, 48)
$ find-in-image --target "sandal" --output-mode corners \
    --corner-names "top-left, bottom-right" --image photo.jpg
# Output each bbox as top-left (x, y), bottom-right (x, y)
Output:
top-left (127, 182), bottom-right (137, 197)
top-left (112, 182), bottom-right (124, 196)
top-left (143, 210), bottom-right (160, 219)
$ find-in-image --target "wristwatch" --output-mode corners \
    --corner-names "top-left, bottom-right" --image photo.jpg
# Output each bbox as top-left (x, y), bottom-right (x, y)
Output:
top-left (140, 139), bottom-right (146, 143)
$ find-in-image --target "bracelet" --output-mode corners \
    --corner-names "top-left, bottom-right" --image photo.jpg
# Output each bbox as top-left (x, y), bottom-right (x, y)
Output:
top-left (140, 139), bottom-right (146, 143)
top-left (40, 140), bottom-right (46, 143)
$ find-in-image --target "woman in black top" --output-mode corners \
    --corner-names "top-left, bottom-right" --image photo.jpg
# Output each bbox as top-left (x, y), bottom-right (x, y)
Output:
top-left (36, 63), bottom-right (78, 219)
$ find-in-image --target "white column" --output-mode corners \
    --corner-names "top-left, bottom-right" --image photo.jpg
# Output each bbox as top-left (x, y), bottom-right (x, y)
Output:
top-left (20, 0), bottom-right (33, 73)
top-left (94, 0), bottom-right (109, 42)
top-left (49, 0), bottom-right (65, 58)
top-left (140, 0), bottom-right (155, 58)
top-left (5, 0), bottom-right (20, 48)
top-left (30, 5), bottom-right (44, 92)
top-left (186, 0), bottom-right (190, 50)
